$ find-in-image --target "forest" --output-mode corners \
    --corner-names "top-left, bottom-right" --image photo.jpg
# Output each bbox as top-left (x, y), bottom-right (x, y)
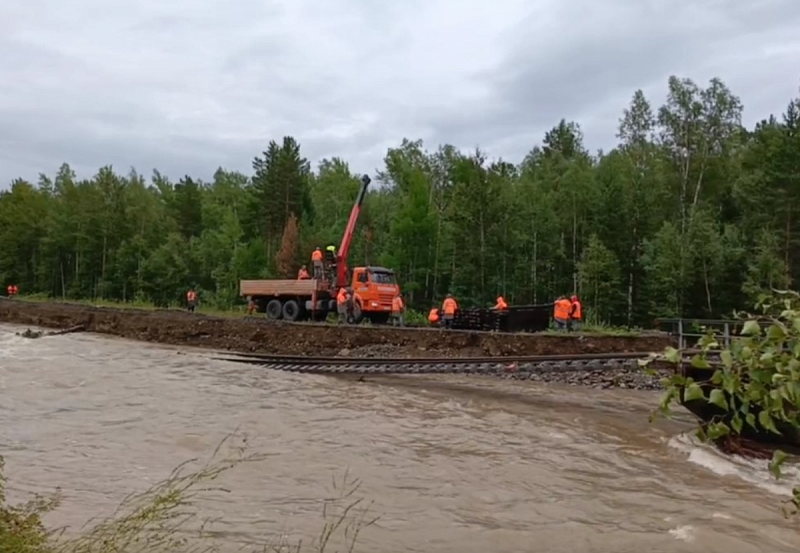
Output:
top-left (0, 75), bottom-right (798, 327)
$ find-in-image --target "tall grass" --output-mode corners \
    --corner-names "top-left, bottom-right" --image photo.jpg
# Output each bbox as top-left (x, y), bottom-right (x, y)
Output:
top-left (1, 434), bottom-right (376, 553)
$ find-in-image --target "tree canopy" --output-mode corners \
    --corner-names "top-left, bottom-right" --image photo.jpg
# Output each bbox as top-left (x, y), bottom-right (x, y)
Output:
top-left (2, 75), bottom-right (798, 324)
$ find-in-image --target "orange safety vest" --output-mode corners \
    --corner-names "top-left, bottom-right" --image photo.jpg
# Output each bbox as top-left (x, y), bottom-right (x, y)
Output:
top-left (554, 298), bottom-right (570, 320)
top-left (442, 298), bottom-right (457, 316)
top-left (495, 296), bottom-right (508, 310)
top-left (187, 290), bottom-right (197, 302)
top-left (312, 250), bottom-right (323, 262)
top-left (392, 296), bottom-right (404, 313)
top-left (297, 268), bottom-right (310, 280)
top-left (571, 300), bottom-right (582, 320)
top-left (337, 288), bottom-right (348, 305)
top-left (428, 308), bottom-right (439, 323)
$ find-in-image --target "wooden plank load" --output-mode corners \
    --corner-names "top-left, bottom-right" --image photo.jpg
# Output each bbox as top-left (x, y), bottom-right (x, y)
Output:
top-left (239, 279), bottom-right (321, 297)
top-left (451, 303), bottom-right (552, 333)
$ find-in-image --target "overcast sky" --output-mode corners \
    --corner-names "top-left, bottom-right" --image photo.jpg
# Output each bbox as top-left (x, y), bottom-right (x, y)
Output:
top-left (2, 0), bottom-right (799, 187)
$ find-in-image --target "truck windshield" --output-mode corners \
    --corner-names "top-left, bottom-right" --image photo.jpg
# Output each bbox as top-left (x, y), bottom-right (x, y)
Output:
top-left (370, 271), bottom-right (396, 284)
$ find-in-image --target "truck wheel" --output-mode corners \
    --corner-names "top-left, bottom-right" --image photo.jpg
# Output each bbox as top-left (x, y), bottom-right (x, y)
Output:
top-left (266, 299), bottom-right (283, 320)
top-left (282, 300), bottom-right (300, 321)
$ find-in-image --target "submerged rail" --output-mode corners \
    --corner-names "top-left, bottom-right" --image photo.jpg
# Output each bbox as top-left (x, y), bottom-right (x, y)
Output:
top-left (209, 351), bottom-right (682, 376)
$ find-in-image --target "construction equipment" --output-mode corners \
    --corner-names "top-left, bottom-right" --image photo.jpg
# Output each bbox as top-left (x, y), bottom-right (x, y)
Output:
top-left (240, 175), bottom-right (401, 324)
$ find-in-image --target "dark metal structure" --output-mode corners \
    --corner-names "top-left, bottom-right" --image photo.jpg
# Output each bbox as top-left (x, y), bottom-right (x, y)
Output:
top-left (451, 303), bottom-right (552, 333)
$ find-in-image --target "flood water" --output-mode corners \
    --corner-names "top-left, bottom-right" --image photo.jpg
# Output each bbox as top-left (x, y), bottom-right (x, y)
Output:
top-left (1, 323), bottom-right (798, 552)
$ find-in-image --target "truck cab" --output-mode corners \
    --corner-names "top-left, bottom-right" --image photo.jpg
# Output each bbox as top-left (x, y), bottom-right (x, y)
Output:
top-left (350, 266), bottom-right (399, 324)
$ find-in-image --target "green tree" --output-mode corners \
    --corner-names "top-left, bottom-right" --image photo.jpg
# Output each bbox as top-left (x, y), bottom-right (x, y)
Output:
top-left (578, 234), bottom-right (623, 323)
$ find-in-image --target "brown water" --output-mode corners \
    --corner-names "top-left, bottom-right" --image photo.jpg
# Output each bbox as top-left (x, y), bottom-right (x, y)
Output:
top-left (1, 323), bottom-right (798, 552)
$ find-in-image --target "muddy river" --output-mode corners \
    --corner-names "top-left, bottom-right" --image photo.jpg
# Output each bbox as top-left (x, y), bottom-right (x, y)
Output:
top-left (1, 323), bottom-right (797, 552)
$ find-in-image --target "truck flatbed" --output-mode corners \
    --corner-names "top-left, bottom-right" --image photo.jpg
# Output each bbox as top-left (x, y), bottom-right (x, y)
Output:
top-left (240, 279), bottom-right (326, 297)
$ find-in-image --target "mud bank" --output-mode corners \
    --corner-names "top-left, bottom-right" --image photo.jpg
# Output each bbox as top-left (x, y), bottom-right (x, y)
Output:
top-left (0, 299), bottom-right (675, 357)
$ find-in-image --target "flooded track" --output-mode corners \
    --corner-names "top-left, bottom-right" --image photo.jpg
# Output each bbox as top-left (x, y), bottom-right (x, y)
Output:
top-left (1, 323), bottom-right (798, 552)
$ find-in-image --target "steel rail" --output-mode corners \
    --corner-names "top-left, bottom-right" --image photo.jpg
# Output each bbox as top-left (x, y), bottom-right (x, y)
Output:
top-left (209, 349), bottom-right (705, 366)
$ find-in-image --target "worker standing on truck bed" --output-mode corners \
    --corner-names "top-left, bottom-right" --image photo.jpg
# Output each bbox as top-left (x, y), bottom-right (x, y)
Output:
top-left (297, 265), bottom-right (310, 279)
top-left (441, 294), bottom-right (458, 329)
top-left (311, 247), bottom-right (324, 278)
top-left (569, 295), bottom-right (582, 331)
top-left (336, 287), bottom-right (349, 324)
top-left (553, 295), bottom-right (570, 330)
top-left (324, 245), bottom-right (337, 283)
top-left (391, 293), bottom-right (405, 327)
top-left (428, 307), bottom-right (439, 326)
top-left (187, 288), bottom-right (197, 312)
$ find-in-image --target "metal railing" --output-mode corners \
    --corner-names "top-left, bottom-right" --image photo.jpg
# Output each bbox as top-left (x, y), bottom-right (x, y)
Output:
top-left (655, 318), bottom-right (747, 350)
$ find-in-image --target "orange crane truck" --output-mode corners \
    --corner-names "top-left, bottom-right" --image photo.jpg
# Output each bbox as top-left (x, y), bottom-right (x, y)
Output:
top-left (239, 175), bottom-right (400, 324)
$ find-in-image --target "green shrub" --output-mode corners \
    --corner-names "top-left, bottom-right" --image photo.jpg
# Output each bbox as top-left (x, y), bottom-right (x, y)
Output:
top-left (642, 290), bottom-right (800, 517)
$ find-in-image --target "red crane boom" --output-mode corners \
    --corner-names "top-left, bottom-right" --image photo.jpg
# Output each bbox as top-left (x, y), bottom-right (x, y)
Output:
top-left (336, 175), bottom-right (370, 286)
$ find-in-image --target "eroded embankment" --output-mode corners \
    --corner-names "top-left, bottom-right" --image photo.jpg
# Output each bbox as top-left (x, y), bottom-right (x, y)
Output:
top-left (0, 298), bottom-right (674, 358)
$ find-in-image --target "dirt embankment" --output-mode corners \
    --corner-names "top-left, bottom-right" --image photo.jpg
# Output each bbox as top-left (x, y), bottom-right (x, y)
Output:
top-left (0, 299), bottom-right (675, 357)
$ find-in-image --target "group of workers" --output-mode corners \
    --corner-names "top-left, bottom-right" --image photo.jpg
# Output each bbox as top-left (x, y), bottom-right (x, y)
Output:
top-left (553, 294), bottom-right (582, 330)
top-left (427, 294), bottom-right (507, 329)
top-left (427, 294), bottom-right (461, 328)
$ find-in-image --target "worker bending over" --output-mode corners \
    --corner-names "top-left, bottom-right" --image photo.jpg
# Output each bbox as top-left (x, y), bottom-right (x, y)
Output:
top-left (428, 307), bottom-right (440, 327)
top-left (493, 296), bottom-right (508, 310)
top-left (553, 295), bottom-right (571, 330)
top-left (569, 295), bottom-right (582, 331)
top-left (441, 294), bottom-right (458, 329)
top-left (391, 293), bottom-right (405, 327)
top-left (311, 247), bottom-right (324, 278)
top-left (297, 265), bottom-right (310, 279)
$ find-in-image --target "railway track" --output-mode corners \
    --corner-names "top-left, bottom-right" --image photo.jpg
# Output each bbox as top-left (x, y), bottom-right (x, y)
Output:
top-left (211, 351), bottom-right (670, 376)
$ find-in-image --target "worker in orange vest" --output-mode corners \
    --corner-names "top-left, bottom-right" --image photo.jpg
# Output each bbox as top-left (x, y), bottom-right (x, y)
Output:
top-left (493, 296), bottom-right (508, 310)
top-left (336, 287), bottom-right (349, 324)
top-left (297, 265), bottom-right (310, 280)
top-left (311, 247), bottom-right (324, 279)
top-left (6, 284), bottom-right (18, 297)
top-left (391, 293), bottom-right (405, 327)
top-left (428, 307), bottom-right (440, 327)
top-left (569, 295), bottom-right (582, 331)
top-left (553, 295), bottom-right (571, 330)
top-left (441, 294), bottom-right (458, 329)
top-left (187, 288), bottom-right (198, 312)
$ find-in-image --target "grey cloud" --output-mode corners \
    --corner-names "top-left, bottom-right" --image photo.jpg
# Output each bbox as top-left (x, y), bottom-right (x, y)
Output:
top-left (1, 0), bottom-right (798, 188)
top-left (426, 0), bottom-right (800, 161)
